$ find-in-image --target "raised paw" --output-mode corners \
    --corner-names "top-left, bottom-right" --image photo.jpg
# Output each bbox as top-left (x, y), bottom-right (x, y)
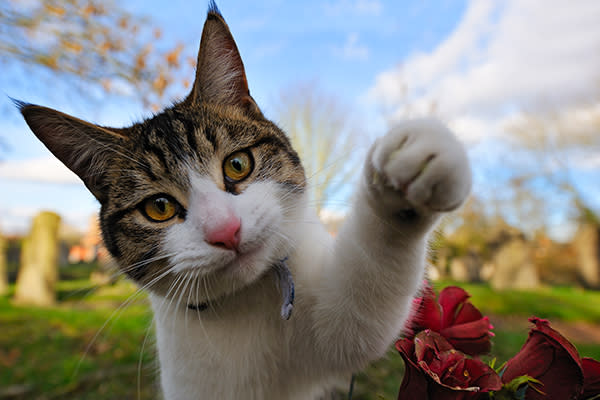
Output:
top-left (366, 118), bottom-right (472, 216)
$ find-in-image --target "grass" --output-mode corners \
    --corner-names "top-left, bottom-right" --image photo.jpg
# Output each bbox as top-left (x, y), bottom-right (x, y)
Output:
top-left (0, 280), bottom-right (156, 400)
top-left (0, 277), bottom-right (599, 399)
top-left (433, 280), bottom-right (600, 323)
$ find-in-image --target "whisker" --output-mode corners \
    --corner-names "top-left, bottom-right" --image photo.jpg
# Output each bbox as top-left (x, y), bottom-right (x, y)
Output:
top-left (137, 314), bottom-right (155, 400)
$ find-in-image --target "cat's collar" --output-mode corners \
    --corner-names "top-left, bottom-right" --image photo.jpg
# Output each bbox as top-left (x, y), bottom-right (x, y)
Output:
top-left (186, 257), bottom-right (295, 320)
top-left (187, 303), bottom-right (208, 311)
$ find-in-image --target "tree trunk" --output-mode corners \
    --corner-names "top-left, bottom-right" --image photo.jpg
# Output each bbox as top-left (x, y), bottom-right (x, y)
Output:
top-left (13, 211), bottom-right (61, 306)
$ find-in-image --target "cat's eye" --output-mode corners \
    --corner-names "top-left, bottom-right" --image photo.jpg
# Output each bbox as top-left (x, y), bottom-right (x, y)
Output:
top-left (223, 151), bottom-right (253, 183)
top-left (141, 195), bottom-right (179, 223)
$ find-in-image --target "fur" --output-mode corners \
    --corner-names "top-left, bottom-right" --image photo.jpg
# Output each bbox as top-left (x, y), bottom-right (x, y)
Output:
top-left (18, 4), bottom-right (471, 399)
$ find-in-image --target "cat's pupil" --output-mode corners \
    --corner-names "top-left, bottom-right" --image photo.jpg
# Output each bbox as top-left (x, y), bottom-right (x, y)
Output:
top-left (155, 198), bottom-right (168, 213)
top-left (231, 159), bottom-right (242, 172)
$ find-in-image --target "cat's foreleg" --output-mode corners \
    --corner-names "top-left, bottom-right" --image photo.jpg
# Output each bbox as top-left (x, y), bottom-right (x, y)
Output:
top-left (310, 118), bottom-right (471, 371)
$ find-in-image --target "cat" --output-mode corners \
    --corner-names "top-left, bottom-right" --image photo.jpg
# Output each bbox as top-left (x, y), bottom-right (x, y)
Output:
top-left (18, 3), bottom-right (471, 399)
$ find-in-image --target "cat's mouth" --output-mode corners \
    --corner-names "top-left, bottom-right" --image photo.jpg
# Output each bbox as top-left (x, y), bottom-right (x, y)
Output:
top-left (187, 258), bottom-right (295, 320)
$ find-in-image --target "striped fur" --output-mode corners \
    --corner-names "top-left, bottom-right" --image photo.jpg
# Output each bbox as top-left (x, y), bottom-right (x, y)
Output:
top-left (18, 4), bottom-right (472, 400)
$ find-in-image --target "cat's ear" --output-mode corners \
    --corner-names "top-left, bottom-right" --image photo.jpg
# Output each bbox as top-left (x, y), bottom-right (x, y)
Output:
top-left (185, 2), bottom-right (263, 117)
top-left (17, 102), bottom-right (128, 203)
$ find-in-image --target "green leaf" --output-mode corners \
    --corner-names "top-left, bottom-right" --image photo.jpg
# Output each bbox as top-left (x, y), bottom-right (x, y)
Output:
top-left (514, 384), bottom-right (528, 400)
top-left (505, 375), bottom-right (543, 393)
top-left (496, 362), bottom-right (507, 377)
top-left (489, 376), bottom-right (544, 400)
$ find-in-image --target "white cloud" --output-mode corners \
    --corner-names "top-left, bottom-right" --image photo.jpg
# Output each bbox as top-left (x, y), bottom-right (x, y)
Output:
top-left (0, 205), bottom-right (40, 234)
top-left (0, 156), bottom-right (80, 184)
top-left (573, 152), bottom-right (600, 170)
top-left (367, 0), bottom-right (600, 142)
top-left (448, 115), bottom-right (503, 144)
top-left (336, 32), bottom-right (369, 61)
top-left (0, 204), bottom-right (93, 235)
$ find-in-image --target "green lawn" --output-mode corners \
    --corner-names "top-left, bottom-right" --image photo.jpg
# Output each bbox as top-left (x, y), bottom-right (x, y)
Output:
top-left (433, 280), bottom-right (600, 323)
top-left (0, 281), bottom-right (156, 400)
top-left (0, 279), bottom-right (598, 399)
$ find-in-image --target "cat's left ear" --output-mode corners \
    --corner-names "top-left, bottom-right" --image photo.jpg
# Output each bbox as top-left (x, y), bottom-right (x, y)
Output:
top-left (184, 3), bottom-right (263, 118)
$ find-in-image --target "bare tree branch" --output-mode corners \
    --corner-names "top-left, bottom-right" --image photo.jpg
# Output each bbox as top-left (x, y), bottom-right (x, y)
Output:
top-left (275, 82), bottom-right (368, 215)
top-left (0, 0), bottom-right (193, 108)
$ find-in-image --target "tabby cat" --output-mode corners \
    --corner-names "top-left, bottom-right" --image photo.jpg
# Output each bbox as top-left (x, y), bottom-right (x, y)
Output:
top-left (18, 3), bottom-right (471, 399)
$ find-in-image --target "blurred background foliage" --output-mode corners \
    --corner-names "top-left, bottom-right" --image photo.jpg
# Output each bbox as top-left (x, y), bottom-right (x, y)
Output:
top-left (0, 0), bottom-right (599, 399)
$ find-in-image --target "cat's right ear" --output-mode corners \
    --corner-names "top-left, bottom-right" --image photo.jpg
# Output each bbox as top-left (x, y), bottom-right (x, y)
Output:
top-left (184, 2), bottom-right (263, 118)
top-left (17, 102), bottom-right (128, 203)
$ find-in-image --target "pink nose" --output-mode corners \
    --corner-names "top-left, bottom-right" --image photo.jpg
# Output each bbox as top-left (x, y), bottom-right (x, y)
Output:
top-left (204, 217), bottom-right (241, 251)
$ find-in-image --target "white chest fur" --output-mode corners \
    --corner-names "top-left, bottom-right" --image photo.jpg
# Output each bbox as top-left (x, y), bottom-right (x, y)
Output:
top-left (151, 118), bottom-right (472, 400)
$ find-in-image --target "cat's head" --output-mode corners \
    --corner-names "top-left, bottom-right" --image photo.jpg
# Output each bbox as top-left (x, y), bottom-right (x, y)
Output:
top-left (18, 4), bottom-right (306, 305)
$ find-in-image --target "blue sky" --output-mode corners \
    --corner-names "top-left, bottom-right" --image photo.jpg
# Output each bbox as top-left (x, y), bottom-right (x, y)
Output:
top-left (1, 0), bottom-right (599, 239)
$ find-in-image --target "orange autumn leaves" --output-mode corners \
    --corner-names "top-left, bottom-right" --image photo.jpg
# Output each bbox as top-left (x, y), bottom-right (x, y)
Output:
top-left (2, 0), bottom-right (194, 107)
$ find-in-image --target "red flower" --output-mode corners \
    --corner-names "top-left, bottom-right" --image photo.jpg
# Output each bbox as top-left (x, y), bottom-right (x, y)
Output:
top-left (582, 357), bottom-right (600, 399)
top-left (407, 285), bottom-right (493, 356)
top-left (502, 317), bottom-right (585, 400)
top-left (396, 330), bottom-right (502, 400)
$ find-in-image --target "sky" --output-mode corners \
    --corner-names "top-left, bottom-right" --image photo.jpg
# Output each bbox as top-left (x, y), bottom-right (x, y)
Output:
top-left (1, 0), bottom-right (599, 239)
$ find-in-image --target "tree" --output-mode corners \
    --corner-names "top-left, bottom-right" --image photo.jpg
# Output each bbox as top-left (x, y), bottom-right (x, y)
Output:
top-left (504, 99), bottom-right (600, 287)
top-left (0, 0), bottom-right (193, 108)
top-left (506, 100), bottom-right (600, 225)
top-left (275, 83), bottom-right (367, 215)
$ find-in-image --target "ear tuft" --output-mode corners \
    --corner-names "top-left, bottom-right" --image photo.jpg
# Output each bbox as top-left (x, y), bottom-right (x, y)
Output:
top-left (10, 97), bottom-right (30, 112)
top-left (207, 0), bottom-right (222, 17)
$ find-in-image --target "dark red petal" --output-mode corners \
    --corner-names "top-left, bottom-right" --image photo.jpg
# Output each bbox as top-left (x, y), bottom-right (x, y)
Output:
top-left (502, 317), bottom-right (584, 399)
top-left (413, 284), bottom-right (443, 332)
top-left (447, 335), bottom-right (492, 357)
top-left (438, 286), bottom-right (470, 328)
top-left (529, 317), bottom-right (582, 368)
top-left (413, 330), bottom-right (501, 394)
top-left (396, 338), bottom-right (419, 369)
top-left (429, 386), bottom-right (484, 400)
top-left (582, 357), bottom-right (600, 398)
top-left (464, 359), bottom-right (502, 392)
top-left (454, 302), bottom-right (484, 325)
top-left (420, 350), bottom-right (465, 381)
top-left (414, 331), bottom-right (460, 382)
top-left (396, 338), bottom-right (430, 400)
top-left (504, 339), bottom-right (556, 378)
top-left (440, 318), bottom-right (493, 356)
top-left (442, 357), bottom-right (470, 388)
top-left (414, 330), bottom-right (454, 362)
top-left (438, 357), bottom-right (501, 393)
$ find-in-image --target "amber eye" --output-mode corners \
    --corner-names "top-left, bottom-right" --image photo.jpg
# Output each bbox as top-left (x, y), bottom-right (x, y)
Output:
top-left (223, 151), bottom-right (253, 182)
top-left (142, 195), bottom-right (178, 222)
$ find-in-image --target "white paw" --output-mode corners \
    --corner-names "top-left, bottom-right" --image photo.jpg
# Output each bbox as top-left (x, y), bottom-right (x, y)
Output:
top-left (367, 118), bottom-right (471, 215)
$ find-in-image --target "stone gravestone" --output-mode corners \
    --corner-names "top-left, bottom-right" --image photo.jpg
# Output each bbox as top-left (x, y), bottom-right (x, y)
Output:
top-left (490, 237), bottom-right (540, 290)
top-left (574, 223), bottom-right (600, 289)
top-left (14, 211), bottom-right (61, 306)
top-left (449, 251), bottom-right (482, 283)
top-left (0, 231), bottom-right (7, 296)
